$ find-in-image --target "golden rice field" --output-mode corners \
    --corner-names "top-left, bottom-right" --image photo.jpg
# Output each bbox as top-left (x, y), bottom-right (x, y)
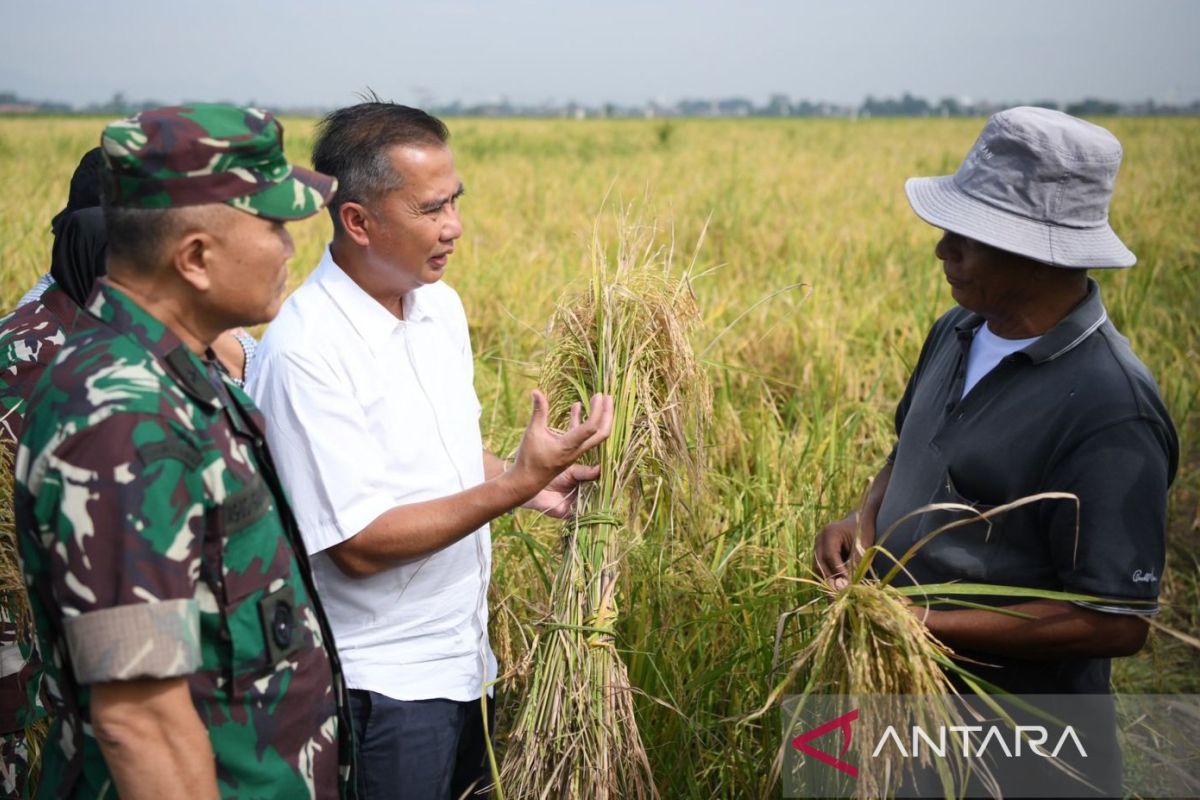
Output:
top-left (2, 115), bottom-right (1197, 796)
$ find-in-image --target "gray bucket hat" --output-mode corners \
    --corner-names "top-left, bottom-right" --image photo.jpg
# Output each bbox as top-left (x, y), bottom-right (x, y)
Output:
top-left (905, 106), bottom-right (1135, 268)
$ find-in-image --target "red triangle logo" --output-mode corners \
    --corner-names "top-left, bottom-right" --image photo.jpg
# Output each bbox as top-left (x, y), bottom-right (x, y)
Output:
top-left (791, 707), bottom-right (860, 778)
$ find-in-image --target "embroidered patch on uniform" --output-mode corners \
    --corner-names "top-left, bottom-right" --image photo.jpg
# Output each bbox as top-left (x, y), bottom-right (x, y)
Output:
top-left (136, 439), bottom-right (204, 470)
top-left (221, 478), bottom-right (273, 532)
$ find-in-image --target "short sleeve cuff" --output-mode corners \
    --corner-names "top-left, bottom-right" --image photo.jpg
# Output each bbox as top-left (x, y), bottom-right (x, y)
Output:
top-left (64, 598), bottom-right (201, 684)
top-left (1072, 599), bottom-right (1160, 618)
top-left (302, 494), bottom-right (397, 554)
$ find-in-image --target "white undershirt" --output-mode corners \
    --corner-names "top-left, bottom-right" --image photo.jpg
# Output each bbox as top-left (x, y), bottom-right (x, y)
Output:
top-left (962, 323), bottom-right (1040, 398)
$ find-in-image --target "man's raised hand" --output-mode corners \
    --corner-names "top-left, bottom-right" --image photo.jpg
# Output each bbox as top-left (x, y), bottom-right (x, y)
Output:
top-left (510, 390), bottom-right (614, 508)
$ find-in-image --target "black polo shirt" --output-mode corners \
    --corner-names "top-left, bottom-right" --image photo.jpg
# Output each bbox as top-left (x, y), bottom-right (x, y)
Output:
top-left (875, 279), bottom-right (1178, 694)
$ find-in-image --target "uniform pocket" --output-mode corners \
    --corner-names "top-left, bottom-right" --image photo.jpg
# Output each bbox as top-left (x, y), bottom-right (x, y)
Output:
top-left (219, 477), bottom-right (286, 603)
top-left (216, 476), bottom-right (306, 683)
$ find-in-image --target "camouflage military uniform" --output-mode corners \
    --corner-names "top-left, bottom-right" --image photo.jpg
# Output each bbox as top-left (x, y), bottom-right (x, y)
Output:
top-left (15, 282), bottom-right (354, 798)
top-left (1, 287), bottom-right (80, 798)
top-left (0, 286), bottom-right (81, 444)
top-left (0, 598), bottom-right (43, 799)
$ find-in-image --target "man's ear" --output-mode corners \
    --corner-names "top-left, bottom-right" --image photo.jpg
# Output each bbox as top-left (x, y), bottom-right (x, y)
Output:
top-left (338, 202), bottom-right (372, 247)
top-left (172, 230), bottom-right (213, 292)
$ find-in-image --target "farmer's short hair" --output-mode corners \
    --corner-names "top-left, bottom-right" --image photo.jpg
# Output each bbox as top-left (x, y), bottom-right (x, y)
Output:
top-left (313, 99), bottom-right (450, 232)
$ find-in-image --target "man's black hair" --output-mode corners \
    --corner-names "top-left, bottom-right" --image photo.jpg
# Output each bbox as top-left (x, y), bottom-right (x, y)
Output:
top-left (102, 206), bottom-right (180, 271)
top-left (313, 94), bottom-right (450, 233)
top-left (101, 176), bottom-right (193, 271)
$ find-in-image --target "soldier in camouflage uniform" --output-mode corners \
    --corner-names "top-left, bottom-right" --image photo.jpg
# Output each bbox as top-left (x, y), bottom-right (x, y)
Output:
top-left (0, 283), bottom-right (76, 439)
top-left (2, 158), bottom-right (107, 797)
top-left (0, 268), bottom-right (80, 793)
top-left (1, 270), bottom-right (84, 800)
top-left (1, 207), bottom-right (104, 444)
top-left (13, 104), bottom-right (355, 799)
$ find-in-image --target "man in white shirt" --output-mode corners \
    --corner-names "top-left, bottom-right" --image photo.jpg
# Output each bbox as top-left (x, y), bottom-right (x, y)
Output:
top-left (248, 102), bottom-right (614, 800)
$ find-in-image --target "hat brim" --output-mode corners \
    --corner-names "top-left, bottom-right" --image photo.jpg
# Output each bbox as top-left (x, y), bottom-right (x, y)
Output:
top-left (905, 175), bottom-right (1135, 269)
top-left (226, 166), bottom-right (337, 222)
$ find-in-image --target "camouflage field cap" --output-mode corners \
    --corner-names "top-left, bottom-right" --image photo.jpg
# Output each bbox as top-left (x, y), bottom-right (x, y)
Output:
top-left (101, 103), bottom-right (336, 221)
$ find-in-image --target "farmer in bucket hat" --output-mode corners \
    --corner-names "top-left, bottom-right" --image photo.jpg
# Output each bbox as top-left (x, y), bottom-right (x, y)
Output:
top-left (14, 104), bottom-right (356, 799)
top-left (815, 107), bottom-right (1178, 796)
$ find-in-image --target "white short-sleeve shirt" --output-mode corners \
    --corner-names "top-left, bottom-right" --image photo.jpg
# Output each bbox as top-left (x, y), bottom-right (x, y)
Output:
top-left (247, 248), bottom-right (496, 702)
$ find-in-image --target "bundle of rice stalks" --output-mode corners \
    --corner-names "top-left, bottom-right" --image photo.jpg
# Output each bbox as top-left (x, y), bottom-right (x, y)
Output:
top-left (498, 215), bottom-right (710, 800)
top-left (760, 493), bottom-right (1104, 799)
top-left (772, 579), bottom-right (983, 799)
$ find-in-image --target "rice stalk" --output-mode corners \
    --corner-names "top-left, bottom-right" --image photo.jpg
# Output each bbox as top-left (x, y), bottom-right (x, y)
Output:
top-left (760, 493), bottom-right (1118, 799)
top-left (759, 575), bottom-right (981, 800)
top-left (498, 211), bottom-right (710, 799)
top-left (0, 437), bottom-right (28, 635)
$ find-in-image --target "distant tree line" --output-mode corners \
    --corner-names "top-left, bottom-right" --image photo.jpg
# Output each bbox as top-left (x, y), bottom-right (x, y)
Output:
top-left (2, 89), bottom-right (1197, 119)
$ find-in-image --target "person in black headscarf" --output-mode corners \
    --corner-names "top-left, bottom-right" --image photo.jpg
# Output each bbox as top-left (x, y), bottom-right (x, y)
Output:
top-left (2, 147), bottom-right (112, 440)
top-left (50, 147), bottom-right (106, 236)
top-left (9, 147), bottom-right (259, 387)
top-left (49, 206), bottom-right (108, 307)
top-left (16, 148), bottom-right (107, 307)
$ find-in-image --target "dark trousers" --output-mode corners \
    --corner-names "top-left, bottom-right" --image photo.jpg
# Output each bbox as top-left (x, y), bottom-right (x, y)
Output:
top-left (349, 689), bottom-right (494, 800)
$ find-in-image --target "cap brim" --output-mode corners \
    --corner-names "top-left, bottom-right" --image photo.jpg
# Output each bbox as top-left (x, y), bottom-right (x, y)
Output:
top-left (905, 175), bottom-right (1136, 269)
top-left (226, 166), bottom-right (337, 222)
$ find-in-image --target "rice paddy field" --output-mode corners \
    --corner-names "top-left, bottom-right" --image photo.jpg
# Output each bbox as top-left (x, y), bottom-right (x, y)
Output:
top-left (2, 115), bottom-right (1197, 797)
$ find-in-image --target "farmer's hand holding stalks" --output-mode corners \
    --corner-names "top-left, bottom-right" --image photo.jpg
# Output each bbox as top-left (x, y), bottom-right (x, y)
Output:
top-left (815, 462), bottom-right (1153, 680)
top-left (813, 460), bottom-right (1148, 660)
top-left (814, 462), bottom-right (893, 591)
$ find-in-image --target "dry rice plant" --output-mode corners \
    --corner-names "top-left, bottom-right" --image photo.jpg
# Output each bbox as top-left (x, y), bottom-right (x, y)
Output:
top-left (758, 493), bottom-right (1115, 799)
top-left (773, 580), bottom-right (986, 799)
top-left (497, 214), bottom-right (710, 799)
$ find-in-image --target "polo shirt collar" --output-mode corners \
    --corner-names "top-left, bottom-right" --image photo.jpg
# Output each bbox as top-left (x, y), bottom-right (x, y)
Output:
top-left (85, 282), bottom-right (221, 409)
top-left (315, 246), bottom-right (437, 352)
top-left (952, 277), bottom-right (1108, 365)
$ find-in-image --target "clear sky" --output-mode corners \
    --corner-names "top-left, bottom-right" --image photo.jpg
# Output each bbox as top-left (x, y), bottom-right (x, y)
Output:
top-left (3, 0), bottom-right (1198, 108)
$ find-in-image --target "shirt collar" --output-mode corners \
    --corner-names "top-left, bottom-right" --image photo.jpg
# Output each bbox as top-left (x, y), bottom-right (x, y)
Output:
top-left (84, 282), bottom-right (221, 409)
top-left (315, 246), bottom-right (437, 351)
top-left (952, 277), bottom-right (1107, 364)
top-left (40, 284), bottom-right (83, 331)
